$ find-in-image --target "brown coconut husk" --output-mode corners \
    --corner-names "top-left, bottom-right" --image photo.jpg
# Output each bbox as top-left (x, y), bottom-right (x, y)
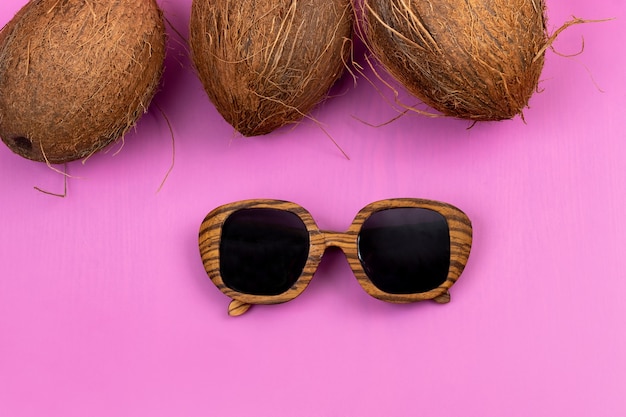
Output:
top-left (359, 0), bottom-right (548, 121)
top-left (0, 0), bottom-right (166, 163)
top-left (189, 0), bottom-right (353, 136)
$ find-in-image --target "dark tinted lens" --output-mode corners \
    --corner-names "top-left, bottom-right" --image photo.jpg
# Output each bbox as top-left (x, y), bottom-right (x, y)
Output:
top-left (220, 208), bottom-right (310, 295)
top-left (357, 208), bottom-right (450, 294)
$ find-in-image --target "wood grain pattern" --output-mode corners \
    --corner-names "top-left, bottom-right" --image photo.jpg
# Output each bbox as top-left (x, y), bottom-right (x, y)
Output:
top-left (198, 199), bottom-right (472, 315)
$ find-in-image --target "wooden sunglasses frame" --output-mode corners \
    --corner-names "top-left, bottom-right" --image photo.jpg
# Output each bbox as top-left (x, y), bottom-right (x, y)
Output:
top-left (199, 198), bottom-right (473, 316)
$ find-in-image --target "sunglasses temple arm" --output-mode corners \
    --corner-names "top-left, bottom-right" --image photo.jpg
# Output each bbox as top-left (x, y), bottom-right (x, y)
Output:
top-left (433, 291), bottom-right (451, 304)
top-left (228, 300), bottom-right (252, 317)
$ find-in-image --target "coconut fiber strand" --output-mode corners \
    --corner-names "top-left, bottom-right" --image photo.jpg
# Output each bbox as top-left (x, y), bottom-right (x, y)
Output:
top-left (0, 0), bottom-right (165, 163)
top-left (190, 0), bottom-right (353, 136)
top-left (361, 0), bottom-right (547, 120)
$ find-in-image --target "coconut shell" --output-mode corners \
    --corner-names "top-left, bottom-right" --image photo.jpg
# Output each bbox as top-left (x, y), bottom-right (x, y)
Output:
top-left (0, 0), bottom-right (166, 163)
top-left (189, 0), bottom-right (353, 136)
top-left (361, 0), bottom-right (547, 121)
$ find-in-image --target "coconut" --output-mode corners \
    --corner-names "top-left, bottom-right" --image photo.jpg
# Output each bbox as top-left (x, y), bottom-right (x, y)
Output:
top-left (189, 0), bottom-right (353, 136)
top-left (0, 0), bottom-right (166, 163)
top-left (360, 0), bottom-right (548, 121)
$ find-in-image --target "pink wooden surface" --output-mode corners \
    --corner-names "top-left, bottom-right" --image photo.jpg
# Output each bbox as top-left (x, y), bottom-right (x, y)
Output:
top-left (1, 1), bottom-right (624, 416)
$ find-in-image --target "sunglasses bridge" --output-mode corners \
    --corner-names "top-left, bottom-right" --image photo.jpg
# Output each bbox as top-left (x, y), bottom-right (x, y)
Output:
top-left (317, 229), bottom-right (355, 249)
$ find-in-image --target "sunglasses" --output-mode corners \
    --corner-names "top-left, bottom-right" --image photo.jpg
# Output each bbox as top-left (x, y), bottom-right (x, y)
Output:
top-left (198, 199), bottom-right (472, 316)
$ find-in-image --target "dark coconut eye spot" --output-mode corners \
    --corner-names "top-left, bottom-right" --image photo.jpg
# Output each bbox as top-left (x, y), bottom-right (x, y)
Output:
top-left (12, 136), bottom-right (33, 152)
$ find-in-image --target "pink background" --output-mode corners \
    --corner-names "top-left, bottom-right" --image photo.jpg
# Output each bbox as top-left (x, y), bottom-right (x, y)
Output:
top-left (1, 0), bottom-right (624, 415)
